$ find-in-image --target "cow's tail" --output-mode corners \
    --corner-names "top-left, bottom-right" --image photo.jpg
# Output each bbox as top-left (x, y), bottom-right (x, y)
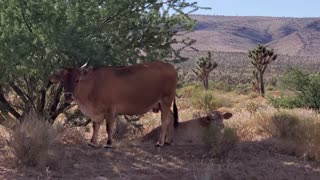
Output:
top-left (173, 98), bottom-right (179, 129)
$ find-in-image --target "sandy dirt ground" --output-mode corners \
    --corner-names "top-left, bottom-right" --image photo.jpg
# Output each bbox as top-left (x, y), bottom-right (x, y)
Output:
top-left (1, 123), bottom-right (320, 180)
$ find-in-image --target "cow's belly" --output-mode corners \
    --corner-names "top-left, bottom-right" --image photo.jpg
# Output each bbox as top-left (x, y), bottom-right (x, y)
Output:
top-left (75, 100), bottom-right (104, 122)
top-left (116, 101), bottom-right (160, 115)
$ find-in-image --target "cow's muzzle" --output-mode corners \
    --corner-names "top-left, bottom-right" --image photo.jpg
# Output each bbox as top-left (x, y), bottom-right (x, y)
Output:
top-left (64, 92), bottom-right (73, 102)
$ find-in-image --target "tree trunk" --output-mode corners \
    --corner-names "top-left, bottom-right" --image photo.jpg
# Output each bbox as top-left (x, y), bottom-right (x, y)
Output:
top-left (259, 71), bottom-right (265, 97)
top-left (203, 76), bottom-right (209, 90)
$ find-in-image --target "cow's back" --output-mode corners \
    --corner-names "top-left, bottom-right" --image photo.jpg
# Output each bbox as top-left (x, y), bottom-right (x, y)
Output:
top-left (89, 61), bottom-right (177, 115)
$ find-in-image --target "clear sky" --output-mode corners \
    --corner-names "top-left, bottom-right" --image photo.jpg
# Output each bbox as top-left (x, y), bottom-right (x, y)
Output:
top-left (190, 0), bottom-right (320, 18)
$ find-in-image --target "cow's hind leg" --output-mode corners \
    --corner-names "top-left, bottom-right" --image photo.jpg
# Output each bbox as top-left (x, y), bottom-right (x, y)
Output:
top-left (89, 121), bottom-right (102, 148)
top-left (104, 112), bottom-right (115, 149)
top-left (156, 99), bottom-right (172, 147)
top-left (165, 110), bottom-right (174, 145)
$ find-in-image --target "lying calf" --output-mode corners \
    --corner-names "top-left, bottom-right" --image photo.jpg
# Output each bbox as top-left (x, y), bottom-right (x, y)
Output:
top-left (143, 110), bottom-right (233, 145)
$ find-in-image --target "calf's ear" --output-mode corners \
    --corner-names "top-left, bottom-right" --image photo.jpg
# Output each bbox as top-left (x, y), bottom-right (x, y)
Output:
top-left (222, 112), bottom-right (233, 120)
top-left (48, 70), bottom-right (65, 83)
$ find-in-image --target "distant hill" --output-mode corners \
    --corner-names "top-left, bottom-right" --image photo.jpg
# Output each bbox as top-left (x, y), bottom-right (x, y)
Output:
top-left (180, 15), bottom-right (320, 56)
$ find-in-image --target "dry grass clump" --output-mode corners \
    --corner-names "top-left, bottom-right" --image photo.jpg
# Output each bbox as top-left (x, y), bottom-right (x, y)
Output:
top-left (257, 110), bottom-right (320, 161)
top-left (224, 109), bottom-right (264, 141)
top-left (203, 126), bottom-right (238, 157)
top-left (7, 114), bottom-right (62, 167)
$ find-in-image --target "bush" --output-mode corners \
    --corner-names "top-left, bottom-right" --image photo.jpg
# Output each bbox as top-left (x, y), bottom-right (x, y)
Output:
top-left (7, 114), bottom-right (62, 167)
top-left (269, 112), bottom-right (300, 139)
top-left (191, 90), bottom-right (224, 111)
top-left (176, 84), bottom-right (200, 98)
top-left (259, 111), bottom-right (320, 161)
top-left (268, 96), bottom-right (301, 109)
top-left (270, 69), bottom-right (320, 110)
top-left (203, 126), bottom-right (238, 156)
top-left (245, 101), bottom-right (260, 113)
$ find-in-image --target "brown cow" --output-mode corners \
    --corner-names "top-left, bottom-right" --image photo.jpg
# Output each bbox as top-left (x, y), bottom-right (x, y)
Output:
top-left (143, 110), bottom-right (232, 145)
top-left (49, 61), bottom-right (178, 148)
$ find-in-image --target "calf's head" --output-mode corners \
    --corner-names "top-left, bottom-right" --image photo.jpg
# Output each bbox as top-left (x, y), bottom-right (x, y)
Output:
top-left (48, 65), bottom-right (89, 103)
top-left (202, 111), bottom-right (233, 129)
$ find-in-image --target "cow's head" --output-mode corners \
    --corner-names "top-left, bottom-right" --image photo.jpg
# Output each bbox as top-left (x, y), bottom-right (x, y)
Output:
top-left (49, 63), bottom-right (89, 103)
top-left (204, 111), bottom-right (233, 129)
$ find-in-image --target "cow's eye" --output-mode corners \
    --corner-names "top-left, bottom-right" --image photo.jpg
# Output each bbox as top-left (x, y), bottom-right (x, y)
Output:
top-left (75, 80), bottom-right (79, 83)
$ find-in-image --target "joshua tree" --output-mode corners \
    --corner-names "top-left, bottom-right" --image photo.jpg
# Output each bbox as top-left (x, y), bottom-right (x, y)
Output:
top-left (248, 44), bottom-right (277, 97)
top-left (193, 52), bottom-right (218, 89)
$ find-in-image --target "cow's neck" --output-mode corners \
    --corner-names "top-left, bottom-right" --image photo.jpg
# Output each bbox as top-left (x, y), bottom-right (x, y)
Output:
top-left (73, 80), bottom-right (93, 106)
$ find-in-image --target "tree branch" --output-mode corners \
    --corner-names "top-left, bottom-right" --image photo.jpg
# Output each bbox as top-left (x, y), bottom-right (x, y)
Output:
top-left (49, 102), bottom-right (71, 124)
top-left (37, 82), bottom-right (52, 115)
top-left (18, 2), bottom-right (33, 33)
top-left (0, 87), bottom-right (22, 121)
top-left (10, 83), bottom-right (28, 104)
top-left (49, 84), bottom-right (63, 116)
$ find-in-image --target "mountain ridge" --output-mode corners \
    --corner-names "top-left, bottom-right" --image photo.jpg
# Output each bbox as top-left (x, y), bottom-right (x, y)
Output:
top-left (182, 15), bottom-right (320, 56)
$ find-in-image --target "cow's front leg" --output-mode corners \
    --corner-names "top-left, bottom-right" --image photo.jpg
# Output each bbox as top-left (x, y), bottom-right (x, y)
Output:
top-left (89, 121), bottom-right (102, 148)
top-left (104, 112), bottom-right (115, 148)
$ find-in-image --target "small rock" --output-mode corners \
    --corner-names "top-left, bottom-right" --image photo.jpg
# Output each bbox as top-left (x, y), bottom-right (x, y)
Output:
top-left (73, 163), bottom-right (80, 169)
top-left (95, 176), bottom-right (109, 180)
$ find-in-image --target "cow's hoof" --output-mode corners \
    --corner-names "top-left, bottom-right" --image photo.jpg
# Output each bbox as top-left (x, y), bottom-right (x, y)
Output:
top-left (155, 142), bottom-right (164, 147)
top-left (88, 142), bottom-right (99, 148)
top-left (103, 144), bottom-right (113, 149)
top-left (164, 142), bottom-right (171, 146)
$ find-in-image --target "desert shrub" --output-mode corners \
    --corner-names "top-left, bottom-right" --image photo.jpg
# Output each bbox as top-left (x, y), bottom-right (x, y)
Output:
top-left (235, 83), bottom-right (252, 95)
top-left (7, 114), bottom-right (62, 167)
top-left (203, 126), bottom-right (238, 157)
top-left (176, 84), bottom-right (200, 98)
top-left (259, 111), bottom-right (320, 161)
top-left (245, 101), bottom-right (260, 113)
top-left (272, 69), bottom-right (320, 110)
top-left (191, 90), bottom-right (220, 111)
top-left (211, 81), bottom-right (234, 92)
top-left (268, 96), bottom-right (301, 109)
top-left (269, 112), bottom-right (300, 139)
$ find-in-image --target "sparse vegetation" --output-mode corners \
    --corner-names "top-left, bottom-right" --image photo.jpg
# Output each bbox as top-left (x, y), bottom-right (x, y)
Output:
top-left (257, 110), bottom-right (320, 161)
top-left (7, 114), bottom-right (62, 167)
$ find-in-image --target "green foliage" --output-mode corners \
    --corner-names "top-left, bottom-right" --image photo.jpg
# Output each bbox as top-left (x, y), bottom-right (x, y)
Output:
top-left (191, 91), bottom-right (217, 111)
top-left (0, 0), bottom-right (199, 121)
top-left (268, 96), bottom-right (301, 109)
top-left (190, 89), bottom-right (231, 111)
top-left (279, 68), bottom-right (309, 92)
top-left (248, 44), bottom-right (277, 96)
top-left (193, 52), bottom-right (218, 89)
top-left (270, 69), bottom-right (320, 110)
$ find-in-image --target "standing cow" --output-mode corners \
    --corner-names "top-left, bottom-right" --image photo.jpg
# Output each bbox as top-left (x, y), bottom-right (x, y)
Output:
top-left (49, 61), bottom-right (178, 148)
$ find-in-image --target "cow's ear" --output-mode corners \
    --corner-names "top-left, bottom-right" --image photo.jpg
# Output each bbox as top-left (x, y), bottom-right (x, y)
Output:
top-left (222, 112), bottom-right (233, 120)
top-left (49, 70), bottom-right (65, 83)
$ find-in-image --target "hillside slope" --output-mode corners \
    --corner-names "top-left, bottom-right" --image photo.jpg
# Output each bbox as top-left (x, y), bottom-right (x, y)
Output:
top-left (184, 15), bottom-right (320, 56)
